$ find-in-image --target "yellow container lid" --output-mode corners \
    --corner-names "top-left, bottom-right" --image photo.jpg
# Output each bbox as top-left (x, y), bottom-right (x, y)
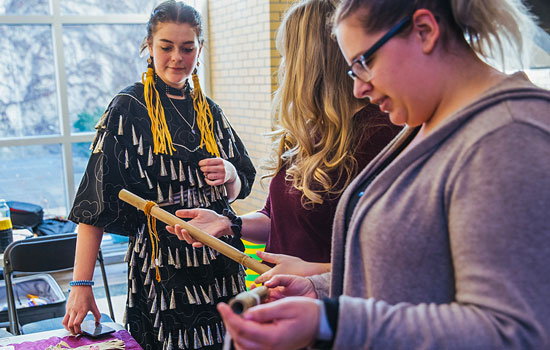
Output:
top-left (0, 218), bottom-right (12, 230)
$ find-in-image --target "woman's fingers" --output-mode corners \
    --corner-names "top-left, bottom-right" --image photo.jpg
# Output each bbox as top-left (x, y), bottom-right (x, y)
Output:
top-left (66, 310), bottom-right (86, 334)
top-left (91, 304), bottom-right (101, 325)
top-left (174, 209), bottom-right (200, 219)
top-left (199, 158), bottom-right (238, 185)
top-left (256, 250), bottom-right (281, 264)
top-left (62, 311), bottom-right (71, 331)
top-left (204, 176), bottom-right (224, 186)
top-left (254, 270), bottom-right (274, 284)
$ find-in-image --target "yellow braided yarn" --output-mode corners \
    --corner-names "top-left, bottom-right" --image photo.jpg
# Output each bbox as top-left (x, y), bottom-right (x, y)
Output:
top-left (192, 71), bottom-right (220, 157)
top-left (142, 66), bottom-right (175, 156)
top-left (144, 201), bottom-right (161, 282)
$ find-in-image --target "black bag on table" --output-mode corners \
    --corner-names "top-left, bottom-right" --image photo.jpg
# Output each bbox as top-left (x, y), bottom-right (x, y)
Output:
top-left (36, 218), bottom-right (77, 236)
top-left (6, 201), bottom-right (44, 230)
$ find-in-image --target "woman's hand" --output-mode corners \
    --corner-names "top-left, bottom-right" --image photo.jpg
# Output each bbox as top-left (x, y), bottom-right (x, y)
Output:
top-left (199, 157), bottom-right (242, 202)
top-left (262, 274), bottom-right (317, 302)
top-left (62, 286), bottom-right (100, 335)
top-left (254, 251), bottom-right (331, 284)
top-left (167, 208), bottom-right (233, 247)
top-left (199, 157), bottom-right (237, 186)
top-left (218, 297), bottom-right (320, 350)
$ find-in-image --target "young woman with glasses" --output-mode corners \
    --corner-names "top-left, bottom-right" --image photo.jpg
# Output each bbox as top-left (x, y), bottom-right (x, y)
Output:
top-left (215, 0), bottom-right (550, 349)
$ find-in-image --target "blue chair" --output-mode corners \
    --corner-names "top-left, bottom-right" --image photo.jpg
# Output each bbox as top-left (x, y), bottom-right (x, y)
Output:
top-left (2, 233), bottom-right (114, 335)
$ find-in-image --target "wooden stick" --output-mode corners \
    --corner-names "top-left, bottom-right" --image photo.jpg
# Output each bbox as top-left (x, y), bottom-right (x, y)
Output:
top-left (228, 286), bottom-right (269, 314)
top-left (119, 189), bottom-right (270, 274)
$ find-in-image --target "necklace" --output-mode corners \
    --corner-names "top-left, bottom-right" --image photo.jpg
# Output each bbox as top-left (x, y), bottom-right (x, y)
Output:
top-left (168, 97), bottom-right (196, 134)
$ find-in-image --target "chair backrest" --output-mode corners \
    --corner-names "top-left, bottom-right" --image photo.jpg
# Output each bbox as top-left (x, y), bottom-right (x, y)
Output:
top-left (2, 233), bottom-right (114, 335)
top-left (3, 233), bottom-right (78, 275)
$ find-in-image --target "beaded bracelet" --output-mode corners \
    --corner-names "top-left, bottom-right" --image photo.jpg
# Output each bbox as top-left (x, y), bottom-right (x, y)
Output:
top-left (222, 209), bottom-right (242, 240)
top-left (69, 280), bottom-right (95, 287)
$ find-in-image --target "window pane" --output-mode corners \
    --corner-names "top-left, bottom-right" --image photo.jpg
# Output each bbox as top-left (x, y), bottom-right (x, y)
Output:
top-left (0, 144), bottom-right (67, 216)
top-left (72, 141), bottom-right (92, 193)
top-left (0, 25), bottom-right (58, 139)
top-left (0, 0), bottom-right (50, 15)
top-left (60, 0), bottom-right (159, 15)
top-left (63, 24), bottom-right (147, 133)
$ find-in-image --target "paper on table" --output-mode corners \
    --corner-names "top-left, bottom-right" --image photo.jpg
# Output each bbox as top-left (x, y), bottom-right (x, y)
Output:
top-left (12, 229), bottom-right (34, 242)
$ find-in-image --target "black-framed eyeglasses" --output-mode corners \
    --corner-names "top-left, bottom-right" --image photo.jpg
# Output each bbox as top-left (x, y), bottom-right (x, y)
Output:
top-left (347, 16), bottom-right (412, 82)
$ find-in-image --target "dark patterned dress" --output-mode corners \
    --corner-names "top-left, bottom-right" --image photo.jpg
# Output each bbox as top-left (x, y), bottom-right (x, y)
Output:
top-left (69, 79), bottom-right (256, 350)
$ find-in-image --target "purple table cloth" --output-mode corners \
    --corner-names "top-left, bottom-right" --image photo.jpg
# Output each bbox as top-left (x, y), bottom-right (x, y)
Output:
top-left (6, 330), bottom-right (142, 349)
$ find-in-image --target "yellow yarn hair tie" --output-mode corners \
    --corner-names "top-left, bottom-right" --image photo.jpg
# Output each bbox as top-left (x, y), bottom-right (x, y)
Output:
top-left (144, 201), bottom-right (161, 282)
top-left (142, 59), bottom-right (175, 156)
top-left (192, 69), bottom-right (220, 157)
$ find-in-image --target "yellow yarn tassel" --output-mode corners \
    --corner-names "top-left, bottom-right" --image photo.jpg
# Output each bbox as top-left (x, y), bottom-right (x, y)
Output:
top-left (192, 70), bottom-right (220, 157)
top-left (144, 201), bottom-right (161, 282)
top-left (142, 60), bottom-right (175, 156)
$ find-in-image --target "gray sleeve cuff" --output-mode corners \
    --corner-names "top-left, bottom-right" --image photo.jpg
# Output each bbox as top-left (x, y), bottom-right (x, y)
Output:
top-left (307, 272), bottom-right (331, 299)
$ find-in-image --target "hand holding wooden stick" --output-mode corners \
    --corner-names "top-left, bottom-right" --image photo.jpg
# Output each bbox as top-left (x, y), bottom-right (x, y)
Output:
top-left (228, 286), bottom-right (269, 314)
top-left (118, 189), bottom-right (270, 275)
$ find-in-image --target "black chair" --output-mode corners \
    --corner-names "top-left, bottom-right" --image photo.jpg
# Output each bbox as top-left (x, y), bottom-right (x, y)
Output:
top-left (1, 233), bottom-right (115, 335)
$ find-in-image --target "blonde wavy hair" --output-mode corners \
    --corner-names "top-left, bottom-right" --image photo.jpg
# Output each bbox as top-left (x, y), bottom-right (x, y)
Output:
top-left (265, 0), bottom-right (367, 207)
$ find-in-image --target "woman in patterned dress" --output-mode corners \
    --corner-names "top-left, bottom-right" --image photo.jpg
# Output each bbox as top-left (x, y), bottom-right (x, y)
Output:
top-left (63, 1), bottom-right (256, 349)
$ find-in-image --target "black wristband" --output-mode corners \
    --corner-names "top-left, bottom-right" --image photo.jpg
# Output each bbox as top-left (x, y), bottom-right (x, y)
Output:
top-left (222, 209), bottom-right (242, 240)
top-left (312, 297), bottom-right (339, 349)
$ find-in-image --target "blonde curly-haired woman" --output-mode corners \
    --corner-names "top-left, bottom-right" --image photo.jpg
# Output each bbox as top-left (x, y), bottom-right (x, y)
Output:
top-left (168, 0), bottom-right (399, 282)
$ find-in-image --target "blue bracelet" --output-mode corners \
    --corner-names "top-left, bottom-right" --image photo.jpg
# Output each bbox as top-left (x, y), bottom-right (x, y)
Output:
top-left (69, 280), bottom-right (95, 287)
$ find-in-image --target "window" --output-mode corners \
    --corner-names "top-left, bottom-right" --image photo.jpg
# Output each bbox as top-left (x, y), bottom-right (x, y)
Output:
top-left (0, 0), bottom-right (204, 216)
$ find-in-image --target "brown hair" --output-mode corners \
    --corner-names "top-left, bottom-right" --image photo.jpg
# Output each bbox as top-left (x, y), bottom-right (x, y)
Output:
top-left (266, 0), bottom-right (367, 207)
top-left (139, 0), bottom-right (204, 54)
top-left (334, 0), bottom-right (539, 68)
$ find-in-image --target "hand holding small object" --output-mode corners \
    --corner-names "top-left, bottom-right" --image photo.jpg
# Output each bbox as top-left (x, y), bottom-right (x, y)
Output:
top-left (198, 157), bottom-right (237, 186)
top-left (218, 297), bottom-right (320, 350)
top-left (228, 286), bottom-right (269, 314)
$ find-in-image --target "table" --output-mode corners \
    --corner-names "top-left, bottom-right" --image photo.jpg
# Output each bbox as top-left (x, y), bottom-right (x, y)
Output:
top-left (0, 322), bottom-right (142, 349)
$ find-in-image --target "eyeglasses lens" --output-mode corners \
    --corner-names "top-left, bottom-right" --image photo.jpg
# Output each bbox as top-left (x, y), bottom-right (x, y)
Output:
top-left (349, 61), bottom-right (371, 82)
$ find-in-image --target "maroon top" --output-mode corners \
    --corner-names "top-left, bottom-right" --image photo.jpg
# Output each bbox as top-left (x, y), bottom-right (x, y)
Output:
top-left (259, 105), bottom-right (402, 263)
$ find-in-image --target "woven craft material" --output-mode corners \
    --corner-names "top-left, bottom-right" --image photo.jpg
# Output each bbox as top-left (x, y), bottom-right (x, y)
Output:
top-left (45, 339), bottom-right (124, 349)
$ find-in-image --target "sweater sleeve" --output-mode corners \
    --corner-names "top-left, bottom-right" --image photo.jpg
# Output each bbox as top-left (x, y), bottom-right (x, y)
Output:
top-left (332, 122), bottom-right (550, 349)
top-left (307, 272), bottom-right (331, 300)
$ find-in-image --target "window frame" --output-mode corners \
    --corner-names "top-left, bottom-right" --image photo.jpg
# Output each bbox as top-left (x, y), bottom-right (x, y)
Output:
top-left (0, 0), bottom-right (207, 214)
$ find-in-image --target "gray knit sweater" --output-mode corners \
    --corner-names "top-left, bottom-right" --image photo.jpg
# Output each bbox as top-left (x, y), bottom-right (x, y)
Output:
top-left (310, 72), bottom-right (550, 349)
